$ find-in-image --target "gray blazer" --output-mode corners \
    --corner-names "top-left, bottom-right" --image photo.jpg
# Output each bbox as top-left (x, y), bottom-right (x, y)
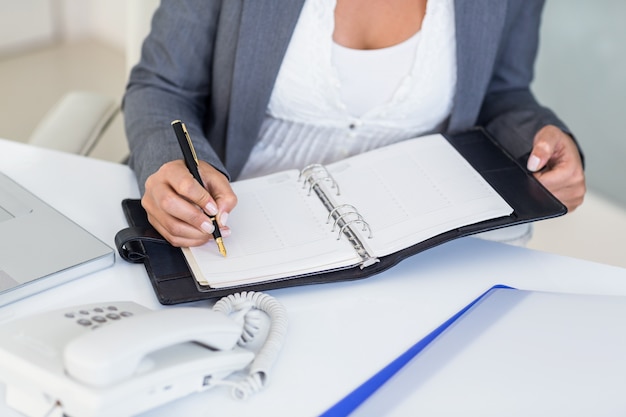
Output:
top-left (124, 0), bottom-right (570, 191)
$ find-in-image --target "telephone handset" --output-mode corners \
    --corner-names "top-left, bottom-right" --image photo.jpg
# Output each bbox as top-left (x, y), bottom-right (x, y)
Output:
top-left (64, 304), bottom-right (249, 387)
top-left (0, 291), bottom-right (287, 417)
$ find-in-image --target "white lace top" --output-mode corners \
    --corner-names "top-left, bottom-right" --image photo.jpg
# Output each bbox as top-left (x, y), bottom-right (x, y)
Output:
top-left (238, 0), bottom-right (456, 180)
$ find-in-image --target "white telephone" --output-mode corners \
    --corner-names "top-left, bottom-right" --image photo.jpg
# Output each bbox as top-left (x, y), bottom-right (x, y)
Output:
top-left (0, 291), bottom-right (287, 417)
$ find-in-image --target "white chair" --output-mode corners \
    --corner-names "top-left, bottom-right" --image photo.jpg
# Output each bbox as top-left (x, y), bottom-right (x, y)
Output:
top-left (27, 0), bottom-right (159, 163)
top-left (28, 91), bottom-right (120, 157)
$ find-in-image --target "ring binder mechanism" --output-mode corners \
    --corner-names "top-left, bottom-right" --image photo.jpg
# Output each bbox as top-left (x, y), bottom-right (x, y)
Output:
top-left (326, 204), bottom-right (359, 223)
top-left (331, 212), bottom-right (366, 233)
top-left (299, 165), bottom-right (379, 269)
top-left (115, 130), bottom-right (567, 304)
top-left (300, 164), bottom-right (341, 196)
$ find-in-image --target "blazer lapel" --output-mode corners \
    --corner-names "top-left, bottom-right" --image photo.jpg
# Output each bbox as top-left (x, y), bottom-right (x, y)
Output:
top-left (449, 0), bottom-right (507, 131)
top-left (225, 0), bottom-right (305, 177)
top-left (224, 0), bottom-right (507, 173)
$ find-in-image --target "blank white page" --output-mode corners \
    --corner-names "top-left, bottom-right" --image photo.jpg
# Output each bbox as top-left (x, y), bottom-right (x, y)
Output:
top-left (325, 134), bottom-right (513, 256)
top-left (352, 288), bottom-right (626, 417)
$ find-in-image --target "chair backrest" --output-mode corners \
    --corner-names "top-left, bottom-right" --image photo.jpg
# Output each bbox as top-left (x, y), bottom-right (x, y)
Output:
top-left (28, 91), bottom-right (119, 155)
top-left (28, 0), bottom-right (160, 162)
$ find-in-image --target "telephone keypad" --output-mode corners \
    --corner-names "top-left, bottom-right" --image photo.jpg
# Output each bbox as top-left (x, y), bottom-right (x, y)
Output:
top-left (63, 305), bottom-right (134, 329)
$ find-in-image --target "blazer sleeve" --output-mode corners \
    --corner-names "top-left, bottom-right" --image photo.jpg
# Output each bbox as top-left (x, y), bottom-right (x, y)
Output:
top-left (476, 0), bottom-right (583, 165)
top-left (123, 0), bottom-right (226, 194)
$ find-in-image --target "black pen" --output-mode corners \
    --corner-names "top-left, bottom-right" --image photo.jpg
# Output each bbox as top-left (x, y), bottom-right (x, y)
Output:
top-left (171, 120), bottom-right (227, 257)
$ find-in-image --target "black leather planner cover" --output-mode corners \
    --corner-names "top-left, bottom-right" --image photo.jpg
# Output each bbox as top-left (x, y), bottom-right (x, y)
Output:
top-left (115, 129), bottom-right (567, 305)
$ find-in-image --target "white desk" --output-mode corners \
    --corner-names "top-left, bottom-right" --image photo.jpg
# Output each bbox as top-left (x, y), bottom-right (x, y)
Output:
top-left (2, 138), bottom-right (626, 417)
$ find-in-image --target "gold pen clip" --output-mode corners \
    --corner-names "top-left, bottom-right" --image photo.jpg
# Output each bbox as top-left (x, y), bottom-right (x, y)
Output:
top-left (180, 122), bottom-right (200, 165)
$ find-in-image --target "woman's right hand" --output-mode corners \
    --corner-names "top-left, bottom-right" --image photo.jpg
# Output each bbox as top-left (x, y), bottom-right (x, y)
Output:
top-left (141, 160), bottom-right (238, 247)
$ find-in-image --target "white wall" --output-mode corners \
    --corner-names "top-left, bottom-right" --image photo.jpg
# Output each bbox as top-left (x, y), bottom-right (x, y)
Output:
top-left (533, 0), bottom-right (626, 207)
top-left (0, 0), bottom-right (56, 55)
top-left (59, 0), bottom-right (127, 51)
top-left (0, 0), bottom-right (127, 56)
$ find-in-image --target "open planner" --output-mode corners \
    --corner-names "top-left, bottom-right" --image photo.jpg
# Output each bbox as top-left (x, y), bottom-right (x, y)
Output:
top-left (184, 133), bottom-right (511, 287)
top-left (115, 129), bottom-right (566, 304)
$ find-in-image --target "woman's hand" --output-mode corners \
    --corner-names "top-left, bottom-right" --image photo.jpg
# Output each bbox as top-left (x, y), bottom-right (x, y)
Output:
top-left (141, 160), bottom-right (238, 247)
top-left (526, 125), bottom-right (586, 212)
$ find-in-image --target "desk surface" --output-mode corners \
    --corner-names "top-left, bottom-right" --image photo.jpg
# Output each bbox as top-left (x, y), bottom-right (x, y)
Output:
top-left (2, 138), bottom-right (626, 417)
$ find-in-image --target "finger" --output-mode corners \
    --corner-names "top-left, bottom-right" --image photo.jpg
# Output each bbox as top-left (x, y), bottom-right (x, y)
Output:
top-left (534, 175), bottom-right (585, 212)
top-left (198, 162), bottom-right (238, 225)
top-left (171, 165), bottom-right (220, 216)
top-left (146, 209), bottom-right (212, 248)
top-left (533, 159), bottom-right (585, 213)
top-left (153, 217), bottom-right (231, 248)
top-left (143, 189), bottom-right (214, 236)
top-left (535, 166), bottom-right (585, 211)
top-left (523, 125), bottom-right (586, 212)
top-left (527, 135), bottom-right (556, 172)
top-left (161, 195), bottom-right (216, 235)
top-left (143, 163), bottom-right (217, 241)
top-left (158, 162), bottom-right (228, 236)
top-left (143, 160), bottom-right (237, 245)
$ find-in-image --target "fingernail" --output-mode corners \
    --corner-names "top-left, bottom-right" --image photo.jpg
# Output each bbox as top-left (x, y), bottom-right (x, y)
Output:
top-left (201, 221), bottom-right (215, 234)
top-left (205, 202), bottom-right (218, 216)
top-left (220, 211), bottom-right (229, 227)
top-left (220, 228), bottom-right (231, 238)
top-left (527, 155), bottom-right (541, 172)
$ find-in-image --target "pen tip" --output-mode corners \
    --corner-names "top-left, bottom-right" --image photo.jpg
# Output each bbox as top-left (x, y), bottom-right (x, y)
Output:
top-left (216, 237), bottom-right (227, 257)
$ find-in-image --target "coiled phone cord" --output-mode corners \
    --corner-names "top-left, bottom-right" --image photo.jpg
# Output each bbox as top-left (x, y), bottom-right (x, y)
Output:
top-left (213, 291), bottom-right (288, 399)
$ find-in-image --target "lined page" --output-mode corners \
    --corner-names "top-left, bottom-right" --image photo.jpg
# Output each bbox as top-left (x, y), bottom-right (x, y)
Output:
top-left (324, 134), bottom-right (513, 256)
top-left (184, 170), bottom-right (361, 288)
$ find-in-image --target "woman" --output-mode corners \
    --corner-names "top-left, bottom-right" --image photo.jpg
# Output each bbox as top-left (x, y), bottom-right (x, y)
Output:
top-left (124, 0), bottom-right (585, 247)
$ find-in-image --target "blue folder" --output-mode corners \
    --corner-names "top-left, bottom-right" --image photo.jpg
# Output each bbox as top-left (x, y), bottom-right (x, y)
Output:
top-left (320, 285), bottom-right (512, 417)
top-left (321, 285), bottom-right (626, 416)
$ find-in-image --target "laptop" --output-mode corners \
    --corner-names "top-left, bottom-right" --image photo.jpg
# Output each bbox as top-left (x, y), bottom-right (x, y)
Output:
top-left (0, 171), bottom-right (114, 306)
